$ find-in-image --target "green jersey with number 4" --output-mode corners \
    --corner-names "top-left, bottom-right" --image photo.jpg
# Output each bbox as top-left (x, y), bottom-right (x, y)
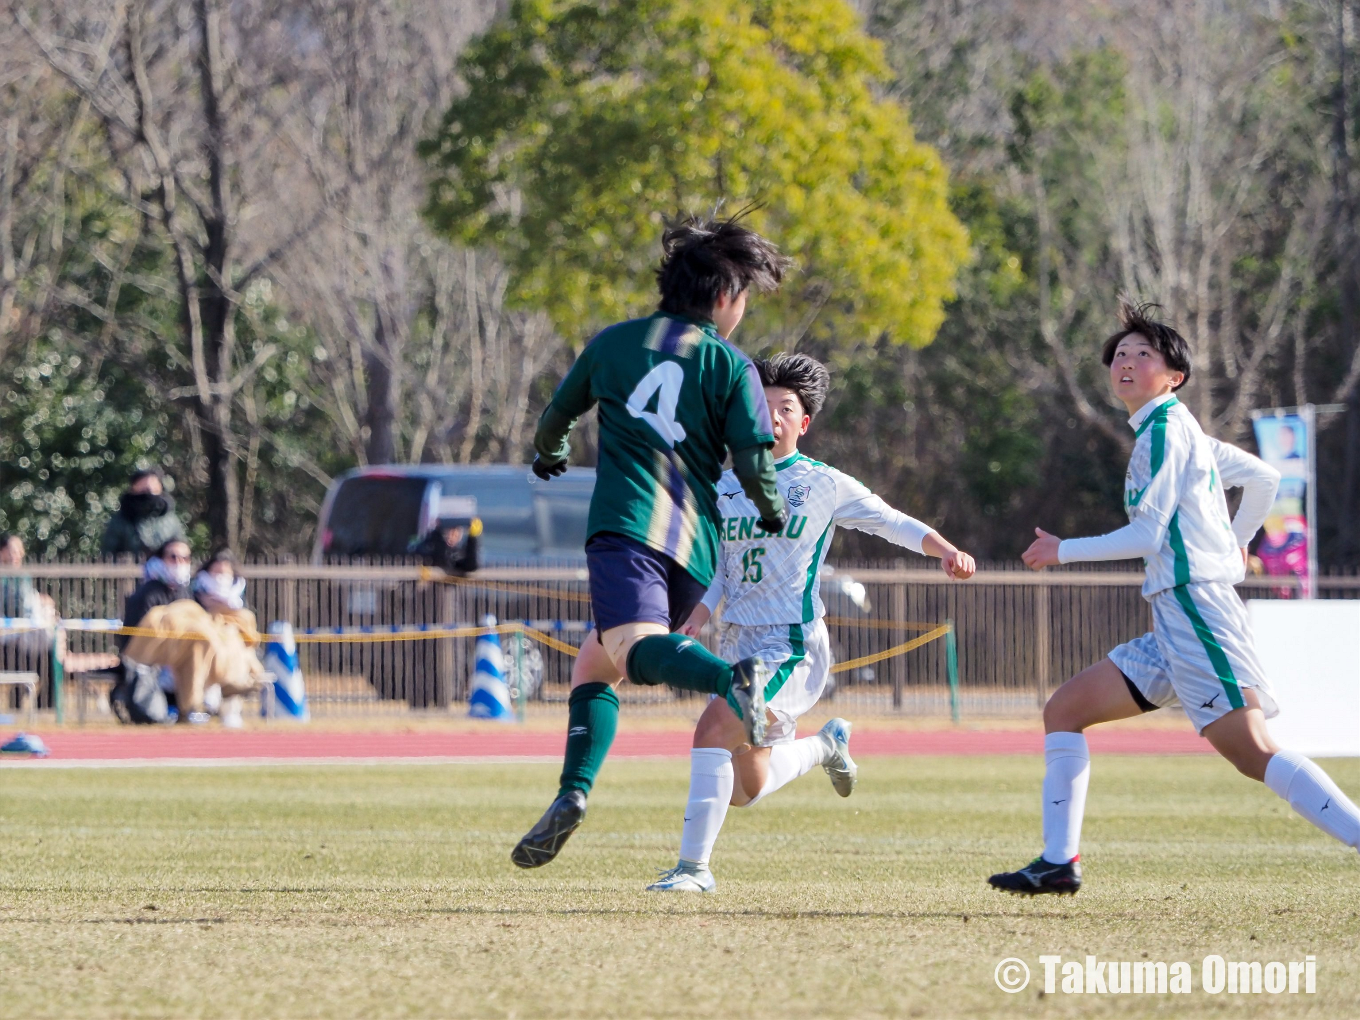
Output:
top-left (534, 312), bottom-right (775, 585)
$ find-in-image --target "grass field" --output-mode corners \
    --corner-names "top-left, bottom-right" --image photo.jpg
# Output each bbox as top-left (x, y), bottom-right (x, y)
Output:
top-left (2, 755), bottom-right (1358, 1019)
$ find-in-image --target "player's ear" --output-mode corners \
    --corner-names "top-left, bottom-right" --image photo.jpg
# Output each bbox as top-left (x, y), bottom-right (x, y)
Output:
top-left (800, 414), bottom-right (810, 435)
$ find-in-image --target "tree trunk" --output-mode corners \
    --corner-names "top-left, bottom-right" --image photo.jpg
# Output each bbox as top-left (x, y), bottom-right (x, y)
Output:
top-left (364, 304), bottom-right (397, 464)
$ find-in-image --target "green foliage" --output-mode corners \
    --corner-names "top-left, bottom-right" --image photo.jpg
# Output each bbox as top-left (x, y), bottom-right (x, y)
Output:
top-left (812, 41), bottom-right (1133, 558)
top-left (0, 336), bottom-right (172, 556)
top-left (422, 0), bottom-right (968, 348)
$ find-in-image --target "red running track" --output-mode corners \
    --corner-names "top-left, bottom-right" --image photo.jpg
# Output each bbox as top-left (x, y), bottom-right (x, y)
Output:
top-left (0, 726), bottom-right (1212, 763)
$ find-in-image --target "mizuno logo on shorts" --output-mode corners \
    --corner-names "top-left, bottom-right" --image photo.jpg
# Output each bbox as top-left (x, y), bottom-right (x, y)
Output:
top-left (1201, 694), bottom-right (1220, 709)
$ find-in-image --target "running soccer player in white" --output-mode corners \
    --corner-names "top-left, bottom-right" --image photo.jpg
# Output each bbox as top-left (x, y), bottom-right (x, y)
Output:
top-left (989, 300), bottom-right (1360, 896)
top-left (647, 353), bottom-right (977, 892)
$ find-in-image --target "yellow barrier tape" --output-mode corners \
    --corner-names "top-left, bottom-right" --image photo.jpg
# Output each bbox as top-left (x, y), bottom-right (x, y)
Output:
top-left (516, 627), bottom-right (581, 657)
top-left (419, 568), bottom-right (593, 603)
top-left (829, 624), bottom-right (952, 674)
top-left (110, 621), bottom-right (586, 654)
top-left (96, 619), bottom-right (953, 669)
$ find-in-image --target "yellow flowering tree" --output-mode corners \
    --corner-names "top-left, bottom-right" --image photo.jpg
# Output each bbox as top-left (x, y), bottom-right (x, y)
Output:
top-left (421, 0), bottom-right (968, 349)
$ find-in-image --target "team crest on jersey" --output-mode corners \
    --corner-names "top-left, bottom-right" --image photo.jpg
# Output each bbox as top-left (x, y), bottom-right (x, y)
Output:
top-left (787, 484), bottom-right (810, 507)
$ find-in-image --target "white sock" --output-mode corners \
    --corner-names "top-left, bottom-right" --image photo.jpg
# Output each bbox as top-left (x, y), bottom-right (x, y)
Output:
top-left (678, 748), bottom-right (733, 867)
top-left (1265, 750), bottom-right (1360, 848)
top-left (1041, 732), bottom-right (1090, 865)
top-left (745, 734), bottom-right (831, 806)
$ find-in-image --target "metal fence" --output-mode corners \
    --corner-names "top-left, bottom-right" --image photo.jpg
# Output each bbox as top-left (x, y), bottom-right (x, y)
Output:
top-left (1, 560), bottom-right (1354, 720)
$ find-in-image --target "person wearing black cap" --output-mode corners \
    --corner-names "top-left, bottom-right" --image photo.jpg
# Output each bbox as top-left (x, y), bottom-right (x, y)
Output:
top-left (99, 468), bottom-right (188, 558)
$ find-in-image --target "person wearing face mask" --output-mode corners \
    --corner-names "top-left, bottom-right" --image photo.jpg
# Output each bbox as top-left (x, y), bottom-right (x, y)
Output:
top-left (119, 545), bottom-right (265, 725)
top-left (110, 540), bottom-right (193, 723)
top-left (100, 468), bottom-right (188, 559)
top-left (190, 549), bottom-right (266, 728)
top-left (117, 540), bottom-right (193, 655)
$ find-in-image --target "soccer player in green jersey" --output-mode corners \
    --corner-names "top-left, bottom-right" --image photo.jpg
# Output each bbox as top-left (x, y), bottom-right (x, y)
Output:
top-left (511, 216), bottom-right (793, 868)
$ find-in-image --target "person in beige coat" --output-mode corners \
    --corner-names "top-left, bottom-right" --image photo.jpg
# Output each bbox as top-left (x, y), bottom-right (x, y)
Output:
top-left (122, 549), bottom-right (265, 725)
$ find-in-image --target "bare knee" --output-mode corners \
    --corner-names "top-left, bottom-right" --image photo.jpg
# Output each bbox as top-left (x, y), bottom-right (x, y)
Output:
top-left (1043, 659), bottom-right (1146, 734)
top-left (1043, 684), bottom-right (1096, 733)
top-left (693, 697), bottom-right (744, 750)
top-left (569, 633), bottom-right (623, 690)
top-left (1042, 695), bottom-right (1082, 734)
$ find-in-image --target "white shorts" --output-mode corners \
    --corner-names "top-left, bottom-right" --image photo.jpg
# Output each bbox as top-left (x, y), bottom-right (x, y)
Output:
top-left (1108, 581), bottom-right (1278, 734)
top-left (719, 618), bottom-right (832, 746)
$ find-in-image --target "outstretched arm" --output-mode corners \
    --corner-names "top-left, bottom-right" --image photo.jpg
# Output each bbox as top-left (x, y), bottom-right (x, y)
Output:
top-left (834, 476), bottom-right (975, 579)
top-left (1024, 516), bottom-right (1165, 570)
top-left (921, 531), bottom-right (977, 580)
top-left (1027, 416), bottom-right (1193, 570)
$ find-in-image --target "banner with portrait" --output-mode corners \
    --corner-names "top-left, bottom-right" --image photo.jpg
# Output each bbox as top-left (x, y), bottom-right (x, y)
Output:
top-left (1251, 408), bottom-right (1316, 598)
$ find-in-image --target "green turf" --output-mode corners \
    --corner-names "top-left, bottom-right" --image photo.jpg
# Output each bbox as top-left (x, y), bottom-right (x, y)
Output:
top-left (1, 755), bottom-right (1357, 1018)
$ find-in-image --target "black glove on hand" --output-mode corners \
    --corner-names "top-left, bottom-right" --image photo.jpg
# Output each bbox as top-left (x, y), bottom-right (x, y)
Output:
top-left (531, 456), bottom-right (568, 481)
top-left (757, 508), bottom-right (788, 536)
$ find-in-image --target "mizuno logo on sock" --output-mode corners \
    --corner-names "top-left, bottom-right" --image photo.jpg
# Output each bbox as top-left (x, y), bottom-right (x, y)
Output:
top-left (1052, 799), bottom-right (1066, 805)
top-left (568, 726), bottom-right (587, 737)
top-left (676, 640), bottom-right (694, 652)
top-left (1321, 799), bottom-right (1332, 812)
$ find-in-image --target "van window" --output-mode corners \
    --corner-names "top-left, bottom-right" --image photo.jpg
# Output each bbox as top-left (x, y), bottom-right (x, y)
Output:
top-left (435, 473), bottom-right (538, 558)
top-left (324, 476), bottom-right (429, 556)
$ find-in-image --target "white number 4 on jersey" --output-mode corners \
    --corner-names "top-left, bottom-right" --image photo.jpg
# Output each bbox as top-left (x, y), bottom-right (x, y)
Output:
top-left (626, 361), bottom-right (687, 447)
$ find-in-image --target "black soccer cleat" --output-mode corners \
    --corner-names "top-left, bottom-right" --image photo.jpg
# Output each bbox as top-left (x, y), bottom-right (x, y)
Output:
top-left (727, 656), bottom-right (769, 746)
top-left (988, 855), bottom-right (1082, 896)
top-left (511, 790), bottom-right (588, 869)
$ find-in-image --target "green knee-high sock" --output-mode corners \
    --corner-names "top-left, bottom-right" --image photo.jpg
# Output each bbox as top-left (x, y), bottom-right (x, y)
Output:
top-left (557, 682), bottom-right (620, 799)
top-left (626, 633), bottom-right (733, 696)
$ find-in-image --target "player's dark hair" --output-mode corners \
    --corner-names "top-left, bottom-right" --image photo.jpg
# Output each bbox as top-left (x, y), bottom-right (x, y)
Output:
top-left (754, 352), bottom-right (830, 418)
top-left (129, 466), bottom-right (163, 486)
top-left (656, 214), bottom-right (793, 322)
top-left (1101, 298), bottom-right (1193, 390)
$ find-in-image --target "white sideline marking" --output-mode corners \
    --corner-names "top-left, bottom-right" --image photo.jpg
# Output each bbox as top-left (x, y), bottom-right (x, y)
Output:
top-left (0, 754), bottom-right (681, 769)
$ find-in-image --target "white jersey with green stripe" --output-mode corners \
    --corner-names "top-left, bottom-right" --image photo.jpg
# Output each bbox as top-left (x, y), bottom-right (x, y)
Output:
top-left (702, 451), bottom-right (933, 626)
top-left (1119, 394), bottom-right (1253, 597)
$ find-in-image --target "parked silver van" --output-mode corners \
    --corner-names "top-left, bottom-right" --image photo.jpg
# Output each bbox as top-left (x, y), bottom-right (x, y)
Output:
top-left (312, 464), bottom-right (596, 566)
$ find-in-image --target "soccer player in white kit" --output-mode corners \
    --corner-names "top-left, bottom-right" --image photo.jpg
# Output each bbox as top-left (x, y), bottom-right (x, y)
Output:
top-left (647, 353), bottom-right (977, 892)
top-left (989, 301), bottom-right (1360, 896)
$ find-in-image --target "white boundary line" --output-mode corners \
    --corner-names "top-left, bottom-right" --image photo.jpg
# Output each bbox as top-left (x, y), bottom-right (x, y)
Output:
top-left (0, 754), bottom-right (683, 769)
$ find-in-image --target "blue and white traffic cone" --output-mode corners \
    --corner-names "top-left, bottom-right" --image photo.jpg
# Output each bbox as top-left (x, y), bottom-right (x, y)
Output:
top-left (263, 622), bottom-right (309, 720)
top-left (468, 615), bottom-right (513, 720)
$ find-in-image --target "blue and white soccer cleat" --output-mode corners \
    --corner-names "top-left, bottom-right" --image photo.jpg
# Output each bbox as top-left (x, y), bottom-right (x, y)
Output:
top-left (645, 861), bottom-right (716, 893)
top-left (819, 717), bottom-right (857, 797)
